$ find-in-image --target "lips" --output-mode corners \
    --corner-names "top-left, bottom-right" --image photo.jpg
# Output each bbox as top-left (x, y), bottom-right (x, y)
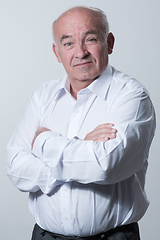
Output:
top-left (73, 61), bottom-right (92, 67)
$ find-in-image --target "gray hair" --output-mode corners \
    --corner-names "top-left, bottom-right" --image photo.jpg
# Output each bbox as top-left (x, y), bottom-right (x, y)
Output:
top-left (52, 6), bottom-right (109, 44)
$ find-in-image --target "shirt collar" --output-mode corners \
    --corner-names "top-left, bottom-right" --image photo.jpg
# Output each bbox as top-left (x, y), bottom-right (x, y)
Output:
top-left (56, 74), bottom-right (69, 92)
top-left (56, 64), bottom-right (113, 100)
top-left (87, 64), bottom-right (113, 100)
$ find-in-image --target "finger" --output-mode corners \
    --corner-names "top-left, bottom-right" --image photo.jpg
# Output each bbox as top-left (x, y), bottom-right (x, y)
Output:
top-left (109, 132), bottom-right (117, 139)
top-left (111, 128), bottom-right (117, 134)
top-left (94, 137), bottom-right (108, 142)
top-left (38, 126), bottom-right (50, 134)
top-left (96, 128), bottom-right (117, 136)
top-left (95, 123), bottom-right (114, 130)
top-left (94, 130), bottom-right (117, 142)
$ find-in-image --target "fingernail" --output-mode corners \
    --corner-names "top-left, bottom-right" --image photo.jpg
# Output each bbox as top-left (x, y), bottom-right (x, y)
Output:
top-left (111, 133), bottom-right (115, 136)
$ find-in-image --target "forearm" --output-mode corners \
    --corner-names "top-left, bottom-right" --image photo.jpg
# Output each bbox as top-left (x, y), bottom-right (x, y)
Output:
top-left (6, 93), bottom-right (62, 194)
top-left (32, 93), bottom-right (156, 185)
top-left (6, 141), bottom-right (63, 194)
top-left (32, 119), bottom-right (154, 185)
top-left (7, 89), bottom-right (155, 190)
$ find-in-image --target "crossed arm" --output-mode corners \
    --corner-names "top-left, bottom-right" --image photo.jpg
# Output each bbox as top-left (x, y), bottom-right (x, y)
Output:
top-left (31, 123), bottom-right (117, 149)
top-left (7, 87), bottom-right (155, 194)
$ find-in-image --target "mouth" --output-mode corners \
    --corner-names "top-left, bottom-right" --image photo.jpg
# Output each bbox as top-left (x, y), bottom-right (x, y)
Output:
top-left (73, 61), bottom-right (92, 67)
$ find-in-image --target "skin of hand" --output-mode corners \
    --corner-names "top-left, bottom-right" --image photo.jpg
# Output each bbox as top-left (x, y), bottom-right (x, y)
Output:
top-left (31, 126), bottom-right (51, 149)
top-left (31, 123), bottom-right (117, 149)
top-left (84, 123), bottom-right (117, 142)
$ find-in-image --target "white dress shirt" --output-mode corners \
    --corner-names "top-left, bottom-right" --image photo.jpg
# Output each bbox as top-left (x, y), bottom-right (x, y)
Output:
top-left (6, 64), bottom-right (156, 237)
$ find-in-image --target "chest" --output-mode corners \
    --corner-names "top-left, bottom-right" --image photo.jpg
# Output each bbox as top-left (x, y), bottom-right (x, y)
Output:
top-left (40, 92), bottom-right (109, 140)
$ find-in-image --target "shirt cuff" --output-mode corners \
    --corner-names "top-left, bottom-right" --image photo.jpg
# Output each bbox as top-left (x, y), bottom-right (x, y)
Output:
top-left (32, 131), bottom-right (61, 159)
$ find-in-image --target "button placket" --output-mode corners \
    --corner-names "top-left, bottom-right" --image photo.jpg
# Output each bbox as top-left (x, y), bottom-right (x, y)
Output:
top-left (60, 183), bottom-right (73, 234)
top-left (67, 95), bottom-right (86, 139)
top-left (60, 93), bottom-right (87, 235)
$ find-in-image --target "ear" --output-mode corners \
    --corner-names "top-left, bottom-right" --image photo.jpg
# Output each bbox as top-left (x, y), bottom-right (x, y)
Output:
top-left (52, 43), bottom-right (62, 63)
top-left (107, 32), bottom-right (115, 55)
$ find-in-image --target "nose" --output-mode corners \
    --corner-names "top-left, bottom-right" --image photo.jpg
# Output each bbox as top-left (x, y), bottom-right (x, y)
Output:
top-left (75, 43), bottom-right (89, 59)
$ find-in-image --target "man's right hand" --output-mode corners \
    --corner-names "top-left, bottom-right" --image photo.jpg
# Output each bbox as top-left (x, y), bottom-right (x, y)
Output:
top-left (84, 123), bottom-right (117, 142)
top-left (31, 126), bottom-right (51, 149)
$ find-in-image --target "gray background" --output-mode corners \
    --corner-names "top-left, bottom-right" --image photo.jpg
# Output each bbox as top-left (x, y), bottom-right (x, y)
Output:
top-left (1, 0), bottom-right (159, 239)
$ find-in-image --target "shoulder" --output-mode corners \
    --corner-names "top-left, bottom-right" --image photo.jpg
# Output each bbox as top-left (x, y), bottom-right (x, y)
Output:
top-left (32, 76), bottom-right (65, 98)
top-left (111, 66), bottom-right (149, 95)
top-left (30, 75), bottom-right (66, 109)
top-left (35, 77), bottom-right (64, 95)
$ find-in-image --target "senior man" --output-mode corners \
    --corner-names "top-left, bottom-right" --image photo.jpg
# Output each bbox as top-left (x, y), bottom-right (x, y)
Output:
top-left (7, 6), bottom-right (156, 240)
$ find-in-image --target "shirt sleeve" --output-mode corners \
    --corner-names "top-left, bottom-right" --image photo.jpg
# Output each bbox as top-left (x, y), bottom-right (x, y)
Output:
top-left (32, 89), bottom-right (156, 185)
top-left (6, 92), bottom-right (63, 194)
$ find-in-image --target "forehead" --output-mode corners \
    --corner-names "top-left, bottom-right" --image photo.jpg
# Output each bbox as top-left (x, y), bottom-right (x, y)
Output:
top-left (54, 10), bottom-right (100, 41)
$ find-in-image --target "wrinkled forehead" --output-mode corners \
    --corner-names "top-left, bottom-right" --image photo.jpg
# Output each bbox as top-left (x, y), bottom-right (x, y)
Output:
top-left (53, 9), bottom-right (104, 43)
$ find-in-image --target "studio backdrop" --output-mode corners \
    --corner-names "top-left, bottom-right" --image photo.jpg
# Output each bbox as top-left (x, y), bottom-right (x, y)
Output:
top-left (0, 1), bottom-right (159, 239)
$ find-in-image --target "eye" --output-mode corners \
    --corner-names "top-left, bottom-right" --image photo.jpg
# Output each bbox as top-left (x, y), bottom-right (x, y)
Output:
top-left (87, 38), bottom-right (97, 44)
top-left (65, 42), bottom-right (72, 46)
top-left (89, 38), bottom-right (96, 42)
top-left (64, 42), bottom-right (73, 49)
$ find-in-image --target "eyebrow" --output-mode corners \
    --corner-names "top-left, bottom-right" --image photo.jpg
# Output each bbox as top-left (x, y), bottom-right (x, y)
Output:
top-left (60, 29), bottom-right (98, 44)
top-left (60, 35), bottom-right (72, 43)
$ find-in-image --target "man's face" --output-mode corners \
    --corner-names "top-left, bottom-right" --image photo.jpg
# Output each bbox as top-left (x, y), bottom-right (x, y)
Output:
top-left (53, 10), bottom-right (113, 86)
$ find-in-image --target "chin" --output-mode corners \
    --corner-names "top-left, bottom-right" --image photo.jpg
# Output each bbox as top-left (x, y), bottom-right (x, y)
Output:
top-left (77, 71), bottom-right (99, 81)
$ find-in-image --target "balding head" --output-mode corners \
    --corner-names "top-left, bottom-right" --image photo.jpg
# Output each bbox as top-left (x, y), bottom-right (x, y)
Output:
top-left (52, 6), bottom-right (115, 94)
top-left (53, 6), bottom-right (109, 45)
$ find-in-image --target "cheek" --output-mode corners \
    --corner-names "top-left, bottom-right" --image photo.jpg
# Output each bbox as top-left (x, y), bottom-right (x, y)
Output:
top-left (61, 51), bottom-right (73, 66)
top-left (97, 46), bottom-right (108, 64)
top-left (92, 48), bottom-right (108, 71)
top-left (58, 54), bottom-right (69, 66)
top-left (90, 45), bottom-right (104, 62)
top-left (61, 56), bottom-right (74, 72)
top-left (93, 50), bottom-right (104, 65)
